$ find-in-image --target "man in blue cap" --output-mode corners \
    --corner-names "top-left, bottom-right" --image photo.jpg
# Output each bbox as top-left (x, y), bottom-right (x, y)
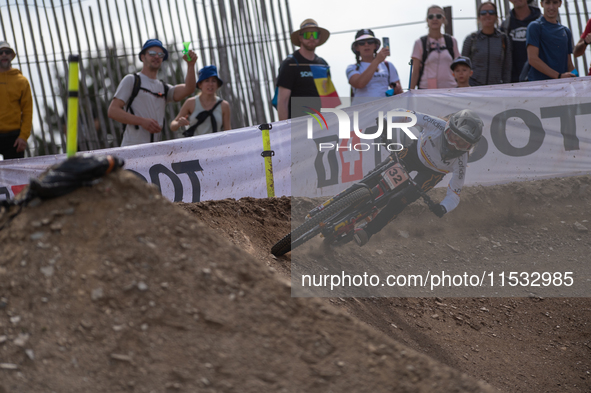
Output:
top-left (108, 39), bottom-right (197, 146)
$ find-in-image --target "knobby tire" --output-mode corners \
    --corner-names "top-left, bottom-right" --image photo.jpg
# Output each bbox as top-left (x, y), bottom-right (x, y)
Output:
top-left (271, 188), bottom-right (371, 256)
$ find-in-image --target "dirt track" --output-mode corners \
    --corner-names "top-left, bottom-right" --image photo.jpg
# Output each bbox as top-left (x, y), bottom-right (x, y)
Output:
top-left (1, 169), bottom-right (591, 392)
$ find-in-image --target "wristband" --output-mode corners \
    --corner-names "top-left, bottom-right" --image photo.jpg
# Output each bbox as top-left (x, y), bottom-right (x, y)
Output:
top-left (558, 73), bottom-right (562, 79)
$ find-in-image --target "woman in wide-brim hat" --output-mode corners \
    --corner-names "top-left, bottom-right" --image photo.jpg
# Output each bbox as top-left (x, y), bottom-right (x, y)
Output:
top-left (347, 29), bottom-right (403, 104)
top-left (171, 65), bottom-right (231, 136)
top-left (290, 19), bottom-right (330, 47)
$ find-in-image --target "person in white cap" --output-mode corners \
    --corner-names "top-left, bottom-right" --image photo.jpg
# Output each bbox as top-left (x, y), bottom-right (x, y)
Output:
top-left (108, 39), bottom-right (197, 146)
top-left (276, 19), bottom-right (332, 120)
top-left (0, 41), bottom-right (32, 160)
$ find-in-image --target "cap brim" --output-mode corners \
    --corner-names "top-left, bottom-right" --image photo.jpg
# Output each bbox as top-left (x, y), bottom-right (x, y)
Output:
top-left (197, 76), bottom-right (223, 87)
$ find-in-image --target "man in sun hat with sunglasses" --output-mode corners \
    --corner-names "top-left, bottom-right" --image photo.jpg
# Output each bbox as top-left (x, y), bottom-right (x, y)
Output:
top-left (0, 41), bottom-right (32, 160)
top-left (108, 38), bottom-right (198, 146)
top-left (276, 19), bottom-right (338, 120)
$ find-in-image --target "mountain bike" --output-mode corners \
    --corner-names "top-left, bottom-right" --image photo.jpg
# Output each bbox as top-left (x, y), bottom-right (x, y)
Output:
top-left (271, 152), bottom-right (438, 257)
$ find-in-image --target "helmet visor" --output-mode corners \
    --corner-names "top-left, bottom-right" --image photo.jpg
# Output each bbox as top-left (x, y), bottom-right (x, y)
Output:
top-left (444, 128), bottom-right (473, 151)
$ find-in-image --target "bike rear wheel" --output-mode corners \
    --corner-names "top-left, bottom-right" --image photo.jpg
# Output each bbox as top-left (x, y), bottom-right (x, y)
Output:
top-left (271, 187), bottom-right (372, 257)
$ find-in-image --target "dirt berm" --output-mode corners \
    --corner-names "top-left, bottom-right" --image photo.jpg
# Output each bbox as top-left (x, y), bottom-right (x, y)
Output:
top-left (0, 168), bottom-right (590, 392)
top-left (0, 170), bottom-right (495, 392)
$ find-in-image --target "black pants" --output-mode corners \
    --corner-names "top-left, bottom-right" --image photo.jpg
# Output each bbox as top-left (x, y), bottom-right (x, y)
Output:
top-left (0, 130), bottom-right (25, 160)
top-left (366, 141), bottom-right (444, 236)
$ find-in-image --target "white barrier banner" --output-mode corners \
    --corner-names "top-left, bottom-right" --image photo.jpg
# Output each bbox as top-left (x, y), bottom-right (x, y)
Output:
top-left (1, 78), bottom-right (590, 202)
top-left (0, 126), bottom-right (292, 202)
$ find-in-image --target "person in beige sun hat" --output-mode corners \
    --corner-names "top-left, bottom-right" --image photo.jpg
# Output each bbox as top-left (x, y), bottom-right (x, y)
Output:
top-left (289, 19), bottom-right (330, 47)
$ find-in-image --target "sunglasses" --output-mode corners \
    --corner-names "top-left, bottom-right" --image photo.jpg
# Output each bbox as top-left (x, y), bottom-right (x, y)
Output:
top-left (428, 13), bottom-right (443, 20)
top-left (301, 31), bottom-right (319, 40)
top-left (147, 50), bottom-right (165, 58)
top-left (0, 49), bottom-right (14, 56)
top-left (356, 39), bottom-right (377, 46)
top-left (479, 9), bottom-right (497, 16)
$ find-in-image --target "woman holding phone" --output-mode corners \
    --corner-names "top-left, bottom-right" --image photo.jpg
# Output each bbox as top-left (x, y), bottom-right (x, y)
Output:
top-left (346, 29), bottom-right (403, 105)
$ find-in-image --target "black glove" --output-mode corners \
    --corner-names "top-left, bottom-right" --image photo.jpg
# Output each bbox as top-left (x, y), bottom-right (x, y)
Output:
top-left (430, 203), bottom-right (447, 218)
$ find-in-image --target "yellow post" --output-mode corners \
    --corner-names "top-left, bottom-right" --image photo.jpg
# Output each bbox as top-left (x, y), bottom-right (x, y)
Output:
top-left (259, 123), bottom-right (275, 198)
top-left (66, 55), bottom-right (80, 157)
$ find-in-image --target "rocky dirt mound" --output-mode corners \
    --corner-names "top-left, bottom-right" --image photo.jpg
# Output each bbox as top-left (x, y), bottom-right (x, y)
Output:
top-left (177, 197), bottom-right (291, 277)
top-left (0, 170), bottom-right (496, 393)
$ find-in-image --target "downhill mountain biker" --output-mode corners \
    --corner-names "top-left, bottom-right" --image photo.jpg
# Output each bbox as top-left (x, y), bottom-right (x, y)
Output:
top-left (354, 109), bottom-right (484, 246)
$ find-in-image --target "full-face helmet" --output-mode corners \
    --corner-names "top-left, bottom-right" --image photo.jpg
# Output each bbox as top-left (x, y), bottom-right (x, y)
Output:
top-left (441, 109), bottom-right (483, 160)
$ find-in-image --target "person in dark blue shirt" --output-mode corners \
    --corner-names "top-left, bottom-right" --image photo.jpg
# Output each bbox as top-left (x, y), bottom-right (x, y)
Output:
top-left (526, 0), bottom-right (575, 81)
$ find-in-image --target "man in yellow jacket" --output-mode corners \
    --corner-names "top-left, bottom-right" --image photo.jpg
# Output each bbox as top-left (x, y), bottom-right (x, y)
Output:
top-left (0, 41), bottom-right (32, 160)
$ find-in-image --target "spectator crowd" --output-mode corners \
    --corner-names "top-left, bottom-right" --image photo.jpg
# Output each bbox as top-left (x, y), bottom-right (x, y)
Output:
top-left (1, 0), bottom-right (591, 158)
top-left (277, 0), bottom-right (588, 121)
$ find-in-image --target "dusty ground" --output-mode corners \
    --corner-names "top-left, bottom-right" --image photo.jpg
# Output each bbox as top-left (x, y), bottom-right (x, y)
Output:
top-left (0, 169), bottom-right (590, 392)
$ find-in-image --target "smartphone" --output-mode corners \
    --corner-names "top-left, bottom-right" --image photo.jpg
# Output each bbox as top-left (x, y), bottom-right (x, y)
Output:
top-left (382, 37), bottom-right (390, 50)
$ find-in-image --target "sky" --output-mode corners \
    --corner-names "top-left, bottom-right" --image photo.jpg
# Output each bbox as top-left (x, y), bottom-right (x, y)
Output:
top-left (288, 0), bottom-right (588, 97)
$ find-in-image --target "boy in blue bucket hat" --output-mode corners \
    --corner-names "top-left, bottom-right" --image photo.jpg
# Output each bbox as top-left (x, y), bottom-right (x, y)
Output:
top-left (170, 65), bottom-right (232, 136)
top-left (108, 39), bottom-right (198, 146)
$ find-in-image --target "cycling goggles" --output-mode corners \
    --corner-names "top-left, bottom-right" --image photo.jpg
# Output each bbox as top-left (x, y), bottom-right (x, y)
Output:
top-left (0, 49), bottom-right (14, 55)
top-left (444, 128), bottom-right (473, 151)
top-left (428, 13), bottom-right (443, 20)
top-left (301, 31), bottom-right (319, 40)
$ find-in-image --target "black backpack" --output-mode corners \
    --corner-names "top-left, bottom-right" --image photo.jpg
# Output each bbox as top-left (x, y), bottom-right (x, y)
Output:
top-left (182, 99), bottom-right (223, 137)
top-left (417, 34), bottom-right (455, 87)
top-left (124, 73), bottom-right (170, 143)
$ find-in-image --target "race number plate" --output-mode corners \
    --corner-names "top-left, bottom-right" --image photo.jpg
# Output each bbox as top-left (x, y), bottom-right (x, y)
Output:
top-left (381, 163), bottom-right (409, 190)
